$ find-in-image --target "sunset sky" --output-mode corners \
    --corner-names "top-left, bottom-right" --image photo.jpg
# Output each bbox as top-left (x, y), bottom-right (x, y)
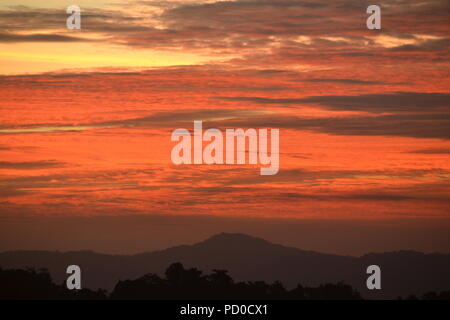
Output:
top-left (0, 0), bottom-right (449, 254)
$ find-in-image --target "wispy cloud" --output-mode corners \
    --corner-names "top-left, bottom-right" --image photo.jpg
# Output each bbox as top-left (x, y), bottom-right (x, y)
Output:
top-left (0, 32), bottom-right (92, 43)
top-left (0, 160), bottom-right (65, 169)
top-left (1, 105), bottom-right (449, 139)
top-left (1, 0), bottom-right (448, 62)
top-left (407, 148), bottom-right (450, 154)
top-left (216, 92), bottom-right (450, 113)
top-left (294, 78), bottom-right (400, 85)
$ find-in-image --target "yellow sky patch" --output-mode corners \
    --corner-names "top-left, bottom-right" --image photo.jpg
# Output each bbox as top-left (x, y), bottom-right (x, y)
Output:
top-left (0, 42), bottom-right (216, 75)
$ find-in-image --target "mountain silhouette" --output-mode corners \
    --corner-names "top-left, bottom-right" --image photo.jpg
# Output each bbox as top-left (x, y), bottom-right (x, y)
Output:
top-left (0, 233), bottom-right (448, 299)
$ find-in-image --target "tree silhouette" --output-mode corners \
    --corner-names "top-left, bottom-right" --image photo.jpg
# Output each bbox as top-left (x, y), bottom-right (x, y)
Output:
top-left (0, 267), bottom-right (106, 300)
top-left (111, 262), bottom-right (362, 300)
top-left (1, 264), bottom-right (448, 300)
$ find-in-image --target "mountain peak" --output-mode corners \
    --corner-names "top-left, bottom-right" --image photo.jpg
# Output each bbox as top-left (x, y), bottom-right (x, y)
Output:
top-left (203, 233), bottom-right (270, 244)
top-left (193, 233), bottom-right (277, 252)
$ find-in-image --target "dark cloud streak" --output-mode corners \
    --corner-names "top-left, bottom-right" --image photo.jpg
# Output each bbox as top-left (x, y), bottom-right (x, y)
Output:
top-left (216, 92), bottom-right (450, 113)
top-left (0, 32), bottom-right (92, 43)
top-left (0, 160), bottom-right (65, 169)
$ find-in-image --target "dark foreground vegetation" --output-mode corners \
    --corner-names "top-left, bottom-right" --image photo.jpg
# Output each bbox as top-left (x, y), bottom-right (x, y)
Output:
top-left (0, 263), bottom-right (448, 300)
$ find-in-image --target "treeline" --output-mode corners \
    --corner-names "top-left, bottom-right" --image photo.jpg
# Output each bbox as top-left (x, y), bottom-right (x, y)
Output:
top-left (0, 267), bottom-right (106, 300)
top-left (110, 263), bottom-right (361, 300)
top-left (0, 263), bottom-right (448, 300)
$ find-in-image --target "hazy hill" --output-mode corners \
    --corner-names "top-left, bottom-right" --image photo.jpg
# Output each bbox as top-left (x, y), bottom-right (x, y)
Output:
top-left (0, 233), bottom-right (448, 299)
